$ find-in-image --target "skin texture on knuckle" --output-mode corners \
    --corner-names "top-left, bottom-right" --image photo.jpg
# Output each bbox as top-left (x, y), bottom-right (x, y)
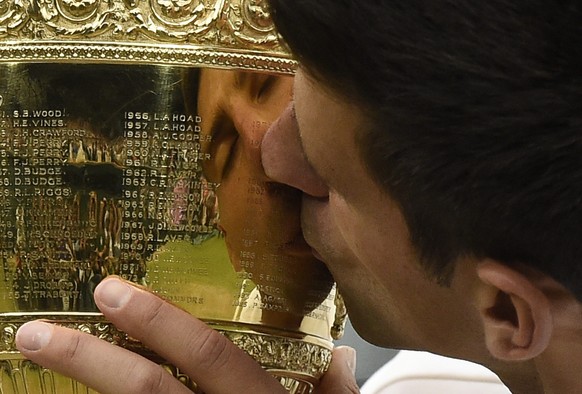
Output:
top-left (60, 331), bottom-right (84, 365)
top-left (188, 328), bottom-right (234, 374)
top-left (122, 363), bottom-right (172, 394)
top-left (136, 295), bottom-right (170, 331)
top-left (342, 381), bottom-right (361, 394)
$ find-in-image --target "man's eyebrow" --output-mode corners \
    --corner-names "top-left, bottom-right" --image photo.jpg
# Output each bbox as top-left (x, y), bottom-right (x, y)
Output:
top-left (209, 108), bottom-right (232, 141)
top-left (233, 71), bottom-right (245, 90)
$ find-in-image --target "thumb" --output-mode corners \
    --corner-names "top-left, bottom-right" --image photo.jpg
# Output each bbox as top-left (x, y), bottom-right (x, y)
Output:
top-left (314, 346), bottom-right (360, 393)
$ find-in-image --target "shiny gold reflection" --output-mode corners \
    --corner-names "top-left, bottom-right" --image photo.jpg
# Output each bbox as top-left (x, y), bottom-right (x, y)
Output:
top-left (0, 63), bottom-right (337, 337)
top-left (0, 63), bottom-right (338, 393)
top-left (194, 68), bottom-right (334, 329)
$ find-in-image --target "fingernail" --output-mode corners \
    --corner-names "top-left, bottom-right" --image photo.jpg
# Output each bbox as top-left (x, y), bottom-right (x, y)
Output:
top-left (97, 278), bottom-right (132, 309)
top-left (335, 346), bottom-right (356, 375)
top-left (16, 321), bottom-right (53, 351)
top-left (344, 347), bottom-right (357, 375)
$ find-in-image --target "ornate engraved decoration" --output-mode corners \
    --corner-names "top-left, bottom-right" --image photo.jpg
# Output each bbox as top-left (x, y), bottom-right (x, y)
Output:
top-left (0, 314), bottom-right (142, 352)
top-left (226, 331), bottom-right (332, 378)
top-left (0, 315), bottom-right (331, 393)
top-left (0, 359), bottom-right (318, 394)
top-left (0, 0), bottom-right (295, 71)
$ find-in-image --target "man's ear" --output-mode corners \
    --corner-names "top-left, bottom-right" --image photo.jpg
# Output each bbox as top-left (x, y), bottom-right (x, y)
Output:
top-left (475, 260), bottom-right (553, 361)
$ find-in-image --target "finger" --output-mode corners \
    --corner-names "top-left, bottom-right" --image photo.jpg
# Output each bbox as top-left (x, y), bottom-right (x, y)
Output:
top-left (315, 346), bottom-right (360, 394)
top-left (94, 276), bottom-right (287, 394)
top-left (15, 321), bottom-right (191, 394)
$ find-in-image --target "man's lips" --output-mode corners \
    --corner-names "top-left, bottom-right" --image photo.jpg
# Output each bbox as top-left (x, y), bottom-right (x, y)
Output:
top-left (310, 247), bottom-right (324, 261)
top-left (299, 228), bottom-right (326, 262)
top-left (282, 232), bottom-right (318, 258)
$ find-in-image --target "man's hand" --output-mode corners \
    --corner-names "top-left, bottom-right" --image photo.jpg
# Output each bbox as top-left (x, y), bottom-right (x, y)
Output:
top-left (14, 276), bottom-right (359, 393)
top-left (316, 346), bottom-right (360, 393)
top-left (15, 276), bottom-right (286, 394)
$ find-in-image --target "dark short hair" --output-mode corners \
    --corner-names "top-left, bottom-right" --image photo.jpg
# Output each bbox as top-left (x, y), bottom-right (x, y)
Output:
top-left (269, 0), bottom-right (582, 299)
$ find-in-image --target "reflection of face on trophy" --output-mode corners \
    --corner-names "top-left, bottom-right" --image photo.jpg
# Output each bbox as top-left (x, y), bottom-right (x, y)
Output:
top-left (195, 68), bottom-right (335, 325)
top-left (0, 1), bottom-right (341, 392)
top-left (1, 64), bottom-right (185, 311)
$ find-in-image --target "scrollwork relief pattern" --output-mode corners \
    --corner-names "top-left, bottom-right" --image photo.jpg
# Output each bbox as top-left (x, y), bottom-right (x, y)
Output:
top-left (0, 316), bottom-right (331, 383)
top-left (0, 0), bottom-right (294, 70)
top-left (0, 359), bottom-right (316, 394)
top-left (224, 331), bottom-right (332, 378)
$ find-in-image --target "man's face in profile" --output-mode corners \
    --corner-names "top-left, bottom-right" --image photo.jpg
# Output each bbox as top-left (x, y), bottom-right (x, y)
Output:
top-left (197, 68), bottom-right (333, 314)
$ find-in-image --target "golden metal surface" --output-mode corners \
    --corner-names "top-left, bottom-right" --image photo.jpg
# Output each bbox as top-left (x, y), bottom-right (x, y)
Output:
top-left (0, 2), bottom-right (343, 393)
top-left (0, 0), bottom-right (296, 72)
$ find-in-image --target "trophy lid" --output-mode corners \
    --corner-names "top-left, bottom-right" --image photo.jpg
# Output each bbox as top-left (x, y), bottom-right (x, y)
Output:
top-left (0, 0), bottom-right (295, 72)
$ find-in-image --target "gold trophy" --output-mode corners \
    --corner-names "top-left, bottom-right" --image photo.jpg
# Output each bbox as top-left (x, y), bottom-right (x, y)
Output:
top-left (0, 1), bottom-right (346, 393)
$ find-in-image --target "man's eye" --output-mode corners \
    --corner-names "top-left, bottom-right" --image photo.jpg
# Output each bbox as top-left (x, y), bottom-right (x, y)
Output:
top-left (219, 132), bottom-right (239, 180)
top-left (205, 119), bottom-right (239, 183)
top-left (252, 74), bottom-right (277, 103)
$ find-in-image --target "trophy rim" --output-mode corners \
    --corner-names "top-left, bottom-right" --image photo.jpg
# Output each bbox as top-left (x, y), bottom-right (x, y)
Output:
top-left (0, 313), bottom-right (333, 380)
top-left (0, 0), bottom-right (297, 73)
top-left (0, 41), bottom-right (297, 73)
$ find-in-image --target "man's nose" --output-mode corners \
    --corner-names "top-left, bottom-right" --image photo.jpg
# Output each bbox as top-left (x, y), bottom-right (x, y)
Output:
top-left (261, 104), bottom-right (329, 198)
